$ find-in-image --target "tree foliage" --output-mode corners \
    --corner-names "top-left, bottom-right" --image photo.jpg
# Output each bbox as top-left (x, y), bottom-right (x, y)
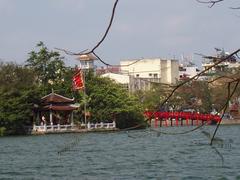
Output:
top-left (173, 81), bottom-right (212, 113)
top-left (0, 42), bottom-right (74, 135)
top-left (86, 72), bottom-right (146, 129)
top-left (26, 41), bottom-right (66, 86)
top-left (0, 62), bottom-right (41, 135)
top-left (134, 80), bottom-right (212, 113)
top-left (0, 42), bottom-right (147, 135)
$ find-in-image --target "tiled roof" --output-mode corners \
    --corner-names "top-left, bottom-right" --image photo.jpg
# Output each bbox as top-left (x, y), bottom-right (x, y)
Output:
top-left (41, 92), bottom-right (74, 104)
top-left (42, 104), bottom-right (78, 111)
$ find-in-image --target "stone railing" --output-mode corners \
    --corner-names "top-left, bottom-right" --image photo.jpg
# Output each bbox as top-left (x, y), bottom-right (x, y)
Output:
top-left (33, 124), bottom-right (74, 132)
top-left (32, 121), bottom-right (116, 133)
top-left (86, 121), bottom-right (116, 129)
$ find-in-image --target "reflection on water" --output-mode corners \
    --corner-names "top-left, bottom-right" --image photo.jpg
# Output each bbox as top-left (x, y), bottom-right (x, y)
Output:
top-left (0, 125), bottom-right (240, 179)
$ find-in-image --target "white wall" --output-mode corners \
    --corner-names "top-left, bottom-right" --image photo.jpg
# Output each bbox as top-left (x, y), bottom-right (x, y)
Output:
top-left (101, 73), bottom-right (130, 84)
top-left (179, 66), bottom-right (199, 78)
top-left (120, 59), bottom-right (161, 78)
top-left (120, 58), bottom-right (179, 84)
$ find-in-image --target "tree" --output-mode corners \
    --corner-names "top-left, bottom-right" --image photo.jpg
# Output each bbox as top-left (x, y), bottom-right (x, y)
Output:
top-left (85, 72), bottom-right (146, 129)
top-left (0, 62), bottom-right (41, 135)
top-left (209, 67), bottom-right (240, 113)
top-left (25, 42), bottom-right (76, 98)
top-left (134, 80), bottom-right (212, 113)
top-left (134, 83), bottom-right (171, 111)
top-left (26, 41), bottom-right (66, 86)
top-left (0, 43), bottom-right (77, 135)
top-left (0, 62), bottom-right (36, 91)
top-left (173, 81), bottom-right (212, 113)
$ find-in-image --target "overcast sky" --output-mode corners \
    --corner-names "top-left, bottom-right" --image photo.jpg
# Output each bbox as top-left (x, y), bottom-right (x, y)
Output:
top-left (0, 0), bottom-right (239, 67)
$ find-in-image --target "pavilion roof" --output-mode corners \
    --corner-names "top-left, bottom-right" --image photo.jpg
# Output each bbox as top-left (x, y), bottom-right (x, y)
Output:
top-left (41, 92), bottom-right (74, 104)
top-left (42, 104), bottom-right (79, 111)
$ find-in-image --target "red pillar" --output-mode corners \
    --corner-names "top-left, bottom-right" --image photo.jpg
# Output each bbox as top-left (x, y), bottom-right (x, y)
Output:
top-left (165, 118), bottom-right (168, 127)
top-left (196, 115), bottom-right (199, 126)
top-left (160, 119), bottom-right (162, 127)
top-left (155, 117), bottom-right (158, 128)
top-left (176, 117), bottom-right (179, 126)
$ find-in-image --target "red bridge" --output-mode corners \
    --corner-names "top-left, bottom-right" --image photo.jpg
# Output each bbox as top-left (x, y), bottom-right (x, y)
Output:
top-left (144, 111), bottom-right (221, 127)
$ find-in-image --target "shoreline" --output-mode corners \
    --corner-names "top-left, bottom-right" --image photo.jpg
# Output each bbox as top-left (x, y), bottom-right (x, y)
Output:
top-left (31, 127), bottom-right (119, 135)
top-left (220, 118), bottom-right (240, 125)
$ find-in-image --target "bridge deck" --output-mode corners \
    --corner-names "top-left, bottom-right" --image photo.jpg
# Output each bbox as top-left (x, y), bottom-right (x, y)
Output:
top-left (144, 111), bottom-right (221, 127)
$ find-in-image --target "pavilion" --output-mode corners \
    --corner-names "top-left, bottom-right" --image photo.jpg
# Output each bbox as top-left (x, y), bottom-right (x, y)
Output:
top-left (32, 92), bottom-right (79, 133)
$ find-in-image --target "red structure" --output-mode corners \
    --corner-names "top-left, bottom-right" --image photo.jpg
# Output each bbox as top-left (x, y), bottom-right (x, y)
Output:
top-left (72, 69), bottom-right (84, 90)
top-left (144, 111), bottom-right (221, 127)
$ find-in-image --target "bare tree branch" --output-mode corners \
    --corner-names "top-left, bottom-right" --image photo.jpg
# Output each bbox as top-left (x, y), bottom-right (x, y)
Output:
top-left (208, 76), bottom-right (237, 84)
top-left (55, 0), bottom-right (240, 142)
top-left (229, 7), bottom-right (240, 10)
top-left (196, 0), bottom-right (224, 8)
top-left (55, 48), bottom-right (88, 56)
top-left (90, 0), bottom-right (119, 53)
top-left (210, 80), bottom-right (240, 145)
top-left (161, 49), bottom-right (240, 107)
top-left (56, 0), bottom-right (119, 67)
top-left (196, 0), bottom-right (240, 10)
top-left (92, 51), bottom-right (111, 66)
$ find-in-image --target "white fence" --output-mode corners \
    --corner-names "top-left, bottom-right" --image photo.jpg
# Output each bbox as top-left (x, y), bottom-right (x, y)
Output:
top-left (87, 121), bottom-right (116, 129)
top-left (32, 121), bottom-right (116, 133)
top-left (33, 124), bottom-right (74, 132)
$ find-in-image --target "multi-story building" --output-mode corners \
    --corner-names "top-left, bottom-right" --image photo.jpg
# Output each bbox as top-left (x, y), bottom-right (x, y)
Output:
top-left (120, 58), bottom-right (179, 85)
top-left (202, 49), bottom-right (240, 75)
top-left (179, 63), bottom-right (200, 80)
top-left (76, 53), bottom-right (97, 70)
top-left (100, 72), bottom-right (151, 92)
top-left (99, 58), bottom-right (179, 93)
top-left (101, 73), bottom-right (130, 90)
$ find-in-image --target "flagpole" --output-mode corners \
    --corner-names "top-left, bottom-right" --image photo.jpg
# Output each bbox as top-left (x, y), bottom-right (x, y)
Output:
top-left (73, 68), bottom-right (87, 128)
top-left (83, 69), bottom-right (87, 128)
top-left (76, 53), bottom-right (96, 129)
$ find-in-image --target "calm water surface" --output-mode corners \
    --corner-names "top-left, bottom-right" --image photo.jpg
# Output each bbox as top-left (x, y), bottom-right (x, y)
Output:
top-left (0, 125), bottom-right (240, 180)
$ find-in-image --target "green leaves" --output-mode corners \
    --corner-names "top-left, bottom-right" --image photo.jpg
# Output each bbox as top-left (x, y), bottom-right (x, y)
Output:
top-left (25, 42), bottom-right (66, 86)
top-left (0, 42), bottom-right (73, 135)
top-left (0, 87), bottom-right (41, 135)
top-left (0, 42), bottom-right (147, 134)
top-left (85, 74), bottom-right (145, 129)
top-left (0, 62), bottom-right (36, 91)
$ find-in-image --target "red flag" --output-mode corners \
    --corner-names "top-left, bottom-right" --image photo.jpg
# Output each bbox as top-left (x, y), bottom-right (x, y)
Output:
top-left (72, 70), bottom-right (84, 90)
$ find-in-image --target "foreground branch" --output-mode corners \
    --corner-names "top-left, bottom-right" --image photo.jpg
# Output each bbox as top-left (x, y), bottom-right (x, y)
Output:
top-left (56, 0), bottom-right (119, 66)
top-left (196, 0), bottom-right (224, 8)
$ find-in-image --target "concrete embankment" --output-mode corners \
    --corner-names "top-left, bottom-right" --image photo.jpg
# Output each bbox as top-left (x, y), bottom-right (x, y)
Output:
top-left (220, 118), bottom-right (240, 125)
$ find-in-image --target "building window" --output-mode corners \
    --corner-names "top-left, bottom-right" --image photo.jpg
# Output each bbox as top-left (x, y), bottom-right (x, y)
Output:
top-left (149, 73), bottom-right (152, 77)
top-left (136, 74), bottom-right (139, 77)
top-left (153, 74), bottom-right (158, 78)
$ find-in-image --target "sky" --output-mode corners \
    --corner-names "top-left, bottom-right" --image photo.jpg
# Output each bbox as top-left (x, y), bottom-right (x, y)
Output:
top-left (0, 0), bottom-right (239, 68)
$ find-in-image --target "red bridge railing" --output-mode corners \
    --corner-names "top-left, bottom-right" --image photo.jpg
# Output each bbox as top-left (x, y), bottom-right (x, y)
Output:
top-left (144, 111), bottom-right (221, 127)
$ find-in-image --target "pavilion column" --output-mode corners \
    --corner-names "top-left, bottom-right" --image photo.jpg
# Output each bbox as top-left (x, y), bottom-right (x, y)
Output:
top-left (36, 111), bottom-right (40, 125)
top-left (50, 110), bottom-right (53, 126)
top-left (71, 112), bottom-right (74, 126)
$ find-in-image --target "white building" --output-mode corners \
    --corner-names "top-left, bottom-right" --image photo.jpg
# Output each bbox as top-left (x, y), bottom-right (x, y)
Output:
top-left (120, 58), bottom-right (179, 85)
top-left (101, 73), bottom-right (130, 84)
top-left (202, 50), bottom-right (240, 75)
top-left (76, 53), bottom-right (97, 70)
top-left (179, 64), bottom-right (200, 79)
top-left (202, 61), bottom-right (240, 74)
top-left (100, 72), bottom-right (152, 92)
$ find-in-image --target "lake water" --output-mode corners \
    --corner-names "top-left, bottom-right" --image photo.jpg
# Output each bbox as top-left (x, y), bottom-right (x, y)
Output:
top-left (1, 125), bottom-right (240, 180)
